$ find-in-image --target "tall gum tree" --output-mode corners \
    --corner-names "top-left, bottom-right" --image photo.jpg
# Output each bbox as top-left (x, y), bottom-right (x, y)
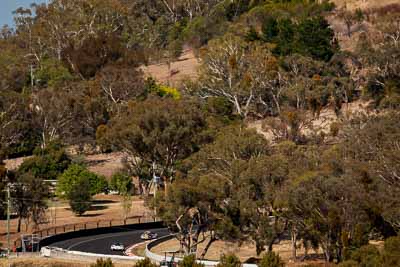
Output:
top-left (107, 97), bottom-right (207, 195)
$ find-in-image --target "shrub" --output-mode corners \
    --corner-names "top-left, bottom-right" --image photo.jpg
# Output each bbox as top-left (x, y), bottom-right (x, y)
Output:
top-left (350, 244), bottom-right (382, 267)
top-left (179, 254), bottom-right (205, 267)
top-left (57, 164), bottom-right (108, 198)
top-left (68, 178), bottom-right (92, 216)
top-left (90, 258), bottom-right (114, 267)
top-left (259, 252), bottom-right (284, 267)
top-left (217, 254), bottom-right (241, 267)
top-left (18, 142), bottom-right (71, 180)
top-left (338, 260), bottom-right (359, 267)
top-left (91, 174), bottom-right (109, 195)
top-left (134, 258), bottom-right (158, 267)
top-left (382, 236), bottom-right (400, 267)
top-left (110, 172), bottom-right (132, 195)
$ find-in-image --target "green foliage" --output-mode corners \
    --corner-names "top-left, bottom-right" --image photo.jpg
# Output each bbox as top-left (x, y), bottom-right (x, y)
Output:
top-left (90, 258), bottom-right (114, 267)
top-left (342, 237), bottom-right (400, 267)
top-left (108, 97), bottom-right (207, 187)
top-left (0, 0), bottom-right (400, 257)
top-left (144, 78), bottom-right (181, 99)
top-left (34, 58), bottom-right (73, 87)
top-left (355, 8), bottom-right (364, 23)
top-left (259, 252), bottom-right (284, 267)
top-left (259, 15), bottom-right (337, 61)
top-left (18, 143), bottom-right (71, 180)
top-left (350, 245), bottom-right (382, 267)
top-left (0, 91), bottom-right (38, 158)
top-left (183, 14), bottom-right (228, 49)
top-left (261, 17), bottom-right (279, 43)
top-left (110, 172), bottom-right (132, 195)
top-left (13, 171), bottom-right (49, 229)
top-left (57, 164), bottom-right (108, 198)
top-left (296, 16), bottom-right (337, 61)
top-left (68, 178), bottom-right (92, 216)
top-left (205, 97), bottom-right (234, 118)
top-left (166, 39), bottom-right (184, 62)
top-left (179, 255), bottom-right (205, 267)
top-left (134, 258), bottom-right (158, 267)
top-left (382, 236), bottom-right (400, 267)
top-left (96, 124), bottom-right (112, 153)
top-left (156, 85), bottom-right (181, 100)
top-left (245, 26), bottom-right (261, 42)
top-left (217, 254), bottom-right (241, 267)
top-left (338, 260), bottom-right (359, 267)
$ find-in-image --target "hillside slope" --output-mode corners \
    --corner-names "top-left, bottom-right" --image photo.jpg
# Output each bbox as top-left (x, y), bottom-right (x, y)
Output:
top-left (332, 0), bottom-right (399, 10)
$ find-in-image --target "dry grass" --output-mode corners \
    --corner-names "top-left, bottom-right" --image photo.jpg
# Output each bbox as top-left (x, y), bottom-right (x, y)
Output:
top-left (130, 243), bottom-right (148, 257)
top-left (85, 152), bottom-right (125, 178)
top-left (150, 237), bottom-right (324, 265)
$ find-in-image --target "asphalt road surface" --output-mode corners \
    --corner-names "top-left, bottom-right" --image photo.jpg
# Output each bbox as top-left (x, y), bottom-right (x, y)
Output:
top-left (49, 227), bottom-right (169, 255)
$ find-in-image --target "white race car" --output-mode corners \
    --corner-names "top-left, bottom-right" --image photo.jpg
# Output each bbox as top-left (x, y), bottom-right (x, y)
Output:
top-left (140, 231), bottom-right (158, 240)
top-left (110, 242), bottom-right (125, 251)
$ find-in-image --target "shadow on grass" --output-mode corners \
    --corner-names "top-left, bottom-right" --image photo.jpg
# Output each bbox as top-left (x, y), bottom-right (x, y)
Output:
top-left (65, 204), bottom-right (108, 213)
top-left (89, 205), bottom-right (107, 211)
top-left (77, 213), bottom-right (104, 217)
top-left (92, 199), bottom-right (117, 204)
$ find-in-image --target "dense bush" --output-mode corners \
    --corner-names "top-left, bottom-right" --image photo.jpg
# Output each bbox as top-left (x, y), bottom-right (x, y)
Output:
top-left (217, 254), bottom-right (241, 267)
top-left (259, 252), bottom-right (284, 267)
top-left (134, 258), bottom-right (158, 267)
top-left (350, 245), bottom-right (382, 267)
top-left (257, 15), bottom-right (337, 61)
top-left (57, 164), bottom-right (108, 198)
top-left (340, 237), bottom-right (400, 267)
top-left (90, 258), bottom-right (114, 267)
top-left (179, 255), bottom-right (205, 267)
top-left (18, 142), bottom-right (71, 180)
top-left (110, 172), bottom-right (132, 195)
top-left (68, 178), bottom-right (92, 216)
top-left (382, 236), bottom-right (400, 267)
top-left (338, 260), bottom-right (359, 267)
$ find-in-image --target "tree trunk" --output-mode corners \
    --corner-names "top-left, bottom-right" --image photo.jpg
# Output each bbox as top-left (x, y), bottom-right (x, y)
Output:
top-left (291, 226), bottom-right (297, 261)
top-left (164, 177), bottom-right (169, 196)
top-left (200, 236), bottom-right (216, 259)
top-left (17, 216), bottom-right (22, 233)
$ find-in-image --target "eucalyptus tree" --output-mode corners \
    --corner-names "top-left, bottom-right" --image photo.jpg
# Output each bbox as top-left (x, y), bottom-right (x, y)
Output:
top-left (107, 97), bottom-right (207, 195)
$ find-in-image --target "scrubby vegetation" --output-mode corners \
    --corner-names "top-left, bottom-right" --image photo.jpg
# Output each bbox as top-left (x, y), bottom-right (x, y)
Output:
top-left (0, 0), bottom-right (399, 265)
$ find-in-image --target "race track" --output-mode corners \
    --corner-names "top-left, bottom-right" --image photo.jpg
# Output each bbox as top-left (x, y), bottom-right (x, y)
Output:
top-left (48, 227), bottom-right (169, 255)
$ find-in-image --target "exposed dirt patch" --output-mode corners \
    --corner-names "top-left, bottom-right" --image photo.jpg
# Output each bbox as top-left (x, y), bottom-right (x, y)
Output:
top-left (248, 100), bottom-right (373, 143)
top-left (332, 0), bottom-right (399, 10)
top-left (142, 50), bottom-right (200, 87)
top-left (85, 152), bottom-right (126, 178)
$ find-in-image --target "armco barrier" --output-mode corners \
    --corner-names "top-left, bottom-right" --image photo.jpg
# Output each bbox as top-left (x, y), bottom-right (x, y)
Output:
top-left (144, 235), bottom-right (258, 267)
top-left (41, 247), bottom-right (145, 261)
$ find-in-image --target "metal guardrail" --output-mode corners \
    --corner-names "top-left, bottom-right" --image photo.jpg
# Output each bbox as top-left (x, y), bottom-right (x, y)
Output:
top-left (41, 246), bottom-right (145, 261)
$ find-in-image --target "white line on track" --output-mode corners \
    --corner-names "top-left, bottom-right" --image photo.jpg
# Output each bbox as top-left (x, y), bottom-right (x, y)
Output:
top-left (67, 230), bottom-right (140, 250)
